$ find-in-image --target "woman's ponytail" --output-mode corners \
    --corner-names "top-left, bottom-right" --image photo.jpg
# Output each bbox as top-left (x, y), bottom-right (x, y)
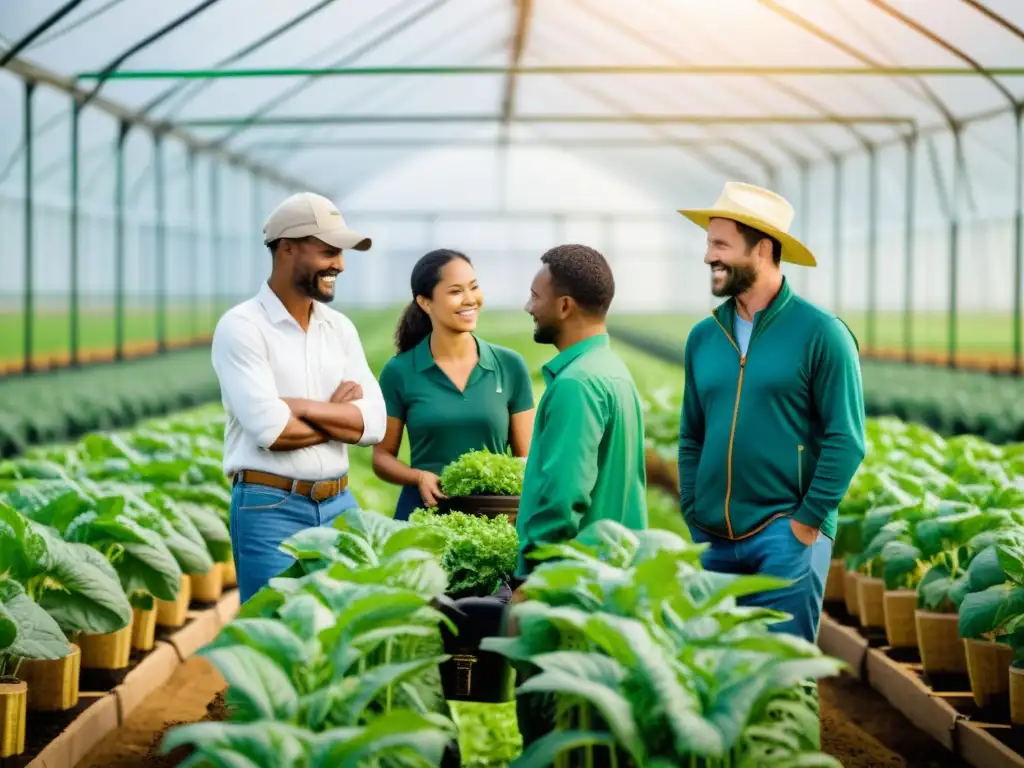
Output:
top-left (395, 300), bottom-right (433, 354)
top-left (393, 248), bottom-right (473, 354)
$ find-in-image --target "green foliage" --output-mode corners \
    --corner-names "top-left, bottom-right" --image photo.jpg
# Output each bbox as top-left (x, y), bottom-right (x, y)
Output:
top-left (440, 449), bottom-right (525, 498)
top-left (608, 324), bottom-right (1024, 445)
top-left (0, 347), bottom-right (223, 458)
top-left (408, 509), bottom-right (518, 598)
top-left (163, 507), bottom-right (460, 766)
top-left (483, 520), bottom-right (844, 767)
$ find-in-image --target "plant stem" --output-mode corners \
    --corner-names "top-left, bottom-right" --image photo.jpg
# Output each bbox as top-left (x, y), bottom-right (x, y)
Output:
top-left (384, 639), bottom-right (393, 714)
top-left (580, 702), bottom-right (593, 768)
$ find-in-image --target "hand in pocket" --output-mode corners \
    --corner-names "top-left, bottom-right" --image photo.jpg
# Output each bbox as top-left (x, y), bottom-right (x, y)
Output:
top-left (790, 518), bottom-right (820, 546)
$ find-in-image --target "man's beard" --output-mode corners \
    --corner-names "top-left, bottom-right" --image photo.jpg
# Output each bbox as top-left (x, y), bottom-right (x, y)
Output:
top-left (532, 321), bottom-right (558, 345)
top-left (711, 262), bottom-right (758, 298)
top-left (297, 270), bottom-right (336, 303)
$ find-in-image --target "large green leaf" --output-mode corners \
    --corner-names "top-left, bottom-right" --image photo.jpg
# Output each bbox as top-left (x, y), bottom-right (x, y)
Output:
top-left (160, 720), bottom-right (315, 767)
top-left (327, 655), bottom-right (450, 728)
top-left (199, 646), bottom-right (300, 722)
top-left (180, 502), bottom-right (232, 563)
top-left (510, 729), bottom-right (619, 768)
top-left (33, 531), bottom-right (133, 634)
top-left (307, 708), bottom-right (453, 767)
top-left (0, 579), bottom-right (71, 661)
top-left (958, 584), bottom-right (1024, 639)
top-left (0, 502), bottom-right (47, 580)
top-left (517, 651), bottom-right (644, 761)
top-left (207, 619), bottom-right (312, 677)
top-left (966, 545), bottom-right (1009, 593)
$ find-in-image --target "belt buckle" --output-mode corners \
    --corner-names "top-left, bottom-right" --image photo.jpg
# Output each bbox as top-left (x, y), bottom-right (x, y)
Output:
top-left (309, 479), bottom-right (332, 502)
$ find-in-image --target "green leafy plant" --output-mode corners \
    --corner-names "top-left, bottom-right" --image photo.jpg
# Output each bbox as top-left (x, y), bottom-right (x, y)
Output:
top-left (958, 532), bottom-right (1024, 659)
top-left (163, 508), bottom-right (462, 767)
top-left (0, 578), bottom-right (71, 678)
top-left (0, 501), bottom-right (133, 635)
top-left (408, 508), bottom-right (518, 599)
top-left (482, 520), bottom-right (844, 767)
top-left (440, 449), bottom-right (524, 498)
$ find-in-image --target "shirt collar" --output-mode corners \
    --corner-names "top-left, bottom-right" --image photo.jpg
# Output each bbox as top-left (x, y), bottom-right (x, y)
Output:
top-left (257, 281), bottom-right (331, 329)
top-left (542, 333), bottom-right (609, 383)
top-left (413, 334), bottom-right (497, 372)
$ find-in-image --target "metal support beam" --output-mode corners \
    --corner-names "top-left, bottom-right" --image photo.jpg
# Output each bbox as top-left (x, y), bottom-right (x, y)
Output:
top-left (1014, 108), bottom-right (1023, 375)
top-left (866, 146), bottom-right (879, 350)
top-left (76, 64), bottom-right (1024, 79)
top-left (114, 121), bottom-right (130, 361)
top-left (210, 160), bottom-right (221, 324)
top-left (0, 0), bottom-right (86, 69)
top-left (154, 131), bottom-right (168, 351)
top-left (758, 0), bottom-right (957, 133)
top-left (70, 97), bottom-right (81, 366)
top-left (866, 0), bottom-right (1017, 108)
top-left (500, 1), bottom-right (534, 123)
top-left (798, 162), bottom-right (811, 296)
top-left (948, 130), bottom-right (964, 368)
top-left (561, 2), bottom-right (787, 177)
top-left (3, 57), bottom-right (315, 194)
top-left (141, 0), bottom-right (344, 115)
top-left (182, 113), bottom-right (914, 128)
top-left (210, 0), bottom-right (455, 148)
top-left (188, 151), bottom-right (200, 340)
top-left (242, 137), bottom-right (794, 151)
top-left (80, 0), bottom-right (225, 107)
top-left (23, 81), bottom-right (35, 374)
top-left (832, 156), bottom-right (843, 315)
top-left (903, 134), bottom-right (918, 362)
top-left (252, 173), bottom-right (263, 294)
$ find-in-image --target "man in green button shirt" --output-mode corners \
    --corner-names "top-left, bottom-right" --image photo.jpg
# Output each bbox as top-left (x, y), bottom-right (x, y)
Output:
top-left (515, 243), bottom-right (648, 579)
top-left (510, 243), bottom-right (648, 755)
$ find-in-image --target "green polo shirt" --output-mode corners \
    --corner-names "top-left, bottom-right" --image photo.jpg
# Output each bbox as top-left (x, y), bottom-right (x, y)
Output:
top-left (515, 334), bottom-right (648, 577)
top-left (377, 335), bottom-right (535, 475)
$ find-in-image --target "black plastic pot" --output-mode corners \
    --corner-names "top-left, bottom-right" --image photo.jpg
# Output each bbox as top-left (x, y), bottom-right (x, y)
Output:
top-left (436, 495), bottom-right (520, 525)
top-left (438, 596), bottom-right (516, 704)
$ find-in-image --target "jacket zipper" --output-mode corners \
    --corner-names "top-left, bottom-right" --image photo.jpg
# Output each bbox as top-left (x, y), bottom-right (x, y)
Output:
top-left (712, 313), bottom-right (746, 540)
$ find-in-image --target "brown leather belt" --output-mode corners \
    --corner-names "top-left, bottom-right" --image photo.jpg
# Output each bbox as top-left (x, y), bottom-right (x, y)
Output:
top-left (235, 470), bottom-right (348, 502)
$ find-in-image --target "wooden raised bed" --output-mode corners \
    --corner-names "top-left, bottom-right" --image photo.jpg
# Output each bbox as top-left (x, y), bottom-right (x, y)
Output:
top-left (3, 587), bottom-right (240, 768)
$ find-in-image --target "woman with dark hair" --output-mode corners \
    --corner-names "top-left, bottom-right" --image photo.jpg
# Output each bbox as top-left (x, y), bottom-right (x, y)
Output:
top-left (373, 249), bottom-right (536, 520)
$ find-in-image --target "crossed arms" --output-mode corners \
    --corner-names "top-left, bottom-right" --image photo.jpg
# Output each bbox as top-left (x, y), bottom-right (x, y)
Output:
top-left (210, 315), bottom-right (387, 452)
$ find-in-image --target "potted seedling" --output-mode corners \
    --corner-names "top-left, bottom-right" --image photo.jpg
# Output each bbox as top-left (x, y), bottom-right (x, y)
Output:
top-left (912, 509), bottom-right (1017, 679)
top-left (959, 532), bottom-right (1024, 714)
top-left (0, 579), bottom-right (72, 758)
top-left (435, 448), bottom-right (524, 524)
top-left (1, 502), bottom-right (133, 699)
top-left (409, 508), bottom-right (519, 703)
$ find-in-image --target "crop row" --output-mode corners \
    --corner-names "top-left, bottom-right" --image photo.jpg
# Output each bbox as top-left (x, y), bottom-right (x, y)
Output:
top-left (608, 325), bottom-right (1024, 445)
top-left (830, 416), bottom-right (1024, 730)
top-left (0, 408), bottom-right (237, 762)
top-left (152, 459), bottom-right (845, 766)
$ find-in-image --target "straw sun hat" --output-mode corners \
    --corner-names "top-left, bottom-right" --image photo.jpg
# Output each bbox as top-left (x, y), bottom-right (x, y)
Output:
top-left (678, 181), bottom-right (816, 267)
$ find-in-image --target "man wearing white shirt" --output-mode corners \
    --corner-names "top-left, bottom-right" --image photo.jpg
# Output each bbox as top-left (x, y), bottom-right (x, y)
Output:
top-left (211, 192), bottom-right (387, 603)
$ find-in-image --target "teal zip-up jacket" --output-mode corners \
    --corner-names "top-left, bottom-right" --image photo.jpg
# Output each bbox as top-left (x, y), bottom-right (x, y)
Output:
top-left (678, 277), bottom-right (866, 541)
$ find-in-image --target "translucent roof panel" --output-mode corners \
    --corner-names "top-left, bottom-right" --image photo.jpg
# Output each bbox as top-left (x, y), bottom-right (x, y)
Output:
top-left (3, 0), bottom-right (1024, 207)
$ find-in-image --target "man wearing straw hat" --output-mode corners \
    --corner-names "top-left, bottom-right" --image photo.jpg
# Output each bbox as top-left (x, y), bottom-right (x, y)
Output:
top-left (676, 182), bottom-right (867, 644)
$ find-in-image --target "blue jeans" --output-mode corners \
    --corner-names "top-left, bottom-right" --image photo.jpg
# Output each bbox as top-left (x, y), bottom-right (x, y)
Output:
top-left (688, 515), bottom-right (833, 644)
top-left (229, 481), bottom-right (359, 604)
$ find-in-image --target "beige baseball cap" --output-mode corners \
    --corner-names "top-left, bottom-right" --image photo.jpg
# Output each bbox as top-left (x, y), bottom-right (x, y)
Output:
top-left (263, 192), bottom-right (371, 251)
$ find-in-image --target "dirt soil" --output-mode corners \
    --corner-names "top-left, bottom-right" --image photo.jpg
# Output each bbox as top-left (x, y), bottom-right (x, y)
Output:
top-left (820, 673), bottom-right (969, 768)
top-left (74, 657), bottom-right (975, 767)
top-left (75, 656), bottom-right (227, 768)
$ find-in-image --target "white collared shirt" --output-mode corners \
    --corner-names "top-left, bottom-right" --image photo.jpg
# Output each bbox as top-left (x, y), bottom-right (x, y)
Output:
top-left (210, 281), bottom-right (387, 480)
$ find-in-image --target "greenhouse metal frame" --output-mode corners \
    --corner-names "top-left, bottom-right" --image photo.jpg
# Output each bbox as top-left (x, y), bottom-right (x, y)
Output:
top-left (1, 0), bottom-right (1023, 375)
